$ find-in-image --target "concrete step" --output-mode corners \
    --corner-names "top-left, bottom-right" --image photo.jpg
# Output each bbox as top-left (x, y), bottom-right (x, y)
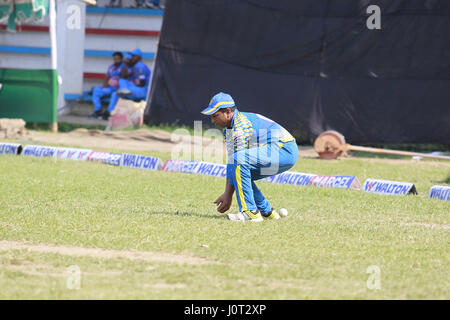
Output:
top-left (58, 115), bottom-right (108, 127)
top-left (65, 102), bottom-right (108, 117)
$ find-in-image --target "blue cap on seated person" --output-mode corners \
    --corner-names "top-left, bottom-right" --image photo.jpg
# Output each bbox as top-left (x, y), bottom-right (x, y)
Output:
top-left (131, 48), bottom-right (142, 57)
top-left (201, 92), bottom-right (235, 115)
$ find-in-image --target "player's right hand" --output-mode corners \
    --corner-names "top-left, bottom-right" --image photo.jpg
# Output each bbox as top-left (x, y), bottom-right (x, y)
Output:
top-left (214, 194), bottom-right (232, 213)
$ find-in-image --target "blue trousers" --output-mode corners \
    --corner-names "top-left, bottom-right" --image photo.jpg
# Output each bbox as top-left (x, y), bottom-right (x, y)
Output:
top-left (92, 85), bottom-right (116, 111)
top-left (228, 140), bottom-right (298, 215)
top-left (107, 79), bottom-right (148, 112)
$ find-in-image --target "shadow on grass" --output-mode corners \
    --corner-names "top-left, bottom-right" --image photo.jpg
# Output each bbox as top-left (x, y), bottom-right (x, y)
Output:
top-left (155, 211), bottom-right (226, 220)
top-left (435, 174), bottom-right (450, 185)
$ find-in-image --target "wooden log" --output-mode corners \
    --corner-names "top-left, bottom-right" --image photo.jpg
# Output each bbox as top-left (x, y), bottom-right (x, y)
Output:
top-left (342, 144), bottom-right (450, 160)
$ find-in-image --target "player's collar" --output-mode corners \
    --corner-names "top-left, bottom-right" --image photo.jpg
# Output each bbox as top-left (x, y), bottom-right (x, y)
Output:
top-left (228, 108), bottom-right (239, 129)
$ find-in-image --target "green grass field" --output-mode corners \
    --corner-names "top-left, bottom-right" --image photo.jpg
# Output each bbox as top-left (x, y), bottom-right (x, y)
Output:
top-left (0, 149), bottom-right (449, 299)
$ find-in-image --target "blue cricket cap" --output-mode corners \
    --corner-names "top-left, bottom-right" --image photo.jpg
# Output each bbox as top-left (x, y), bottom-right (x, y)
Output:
top-left (131, 48), bottom-right (142, 57)
top-left (201, 92), bottom-right (235, 115)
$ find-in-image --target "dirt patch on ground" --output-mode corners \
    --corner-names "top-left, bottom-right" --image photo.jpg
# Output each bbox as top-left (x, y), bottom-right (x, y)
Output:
top-left (25, 128), bottom-right (215, 154)
top-left (143, 283), bottom-right (187, 289)
top-left (2, 263), bottom-right (124, 277)
top-left (4, 264), bottom-right (68, 277)
top-left (401, 222), bottom-right (450, 231)
top-left (344, 156), bottom-right (450, 167)
top-left (2, 262), bottom-right (124, 277)
top-left (0, 240), bottom-right (216, 265)
top-left (9, 127), bottom-right (449, 164)
top-left (17, 128), bottom-right (318, 158)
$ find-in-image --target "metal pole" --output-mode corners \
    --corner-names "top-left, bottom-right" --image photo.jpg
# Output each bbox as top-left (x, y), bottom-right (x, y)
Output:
top-left (145, 4), bottom-right (164, 113)
top-left (49, 0), bottom-right (58, 132)
top-left (344, 144), bottom-right (450, 161)
top-left (49, 0), bottom-right (57, 70)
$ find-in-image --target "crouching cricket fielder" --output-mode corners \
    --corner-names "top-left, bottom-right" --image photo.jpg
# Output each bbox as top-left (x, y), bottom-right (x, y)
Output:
top-left (201, 92), bottom-right (299, 222)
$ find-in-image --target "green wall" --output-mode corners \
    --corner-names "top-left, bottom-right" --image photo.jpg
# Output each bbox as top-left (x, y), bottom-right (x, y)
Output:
top-left (0, 68), bottom-right (57, 123)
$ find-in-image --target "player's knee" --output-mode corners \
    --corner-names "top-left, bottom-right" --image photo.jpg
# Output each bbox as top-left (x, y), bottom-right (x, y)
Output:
top-left (118, 79), bottom-right (129, 88)
top-left (93, 86), bottom-right (102, 95)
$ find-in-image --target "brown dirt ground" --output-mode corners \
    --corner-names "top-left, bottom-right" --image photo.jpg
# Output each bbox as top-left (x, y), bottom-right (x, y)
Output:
top-left (0, 240), bottom-right (216, 265)
top-left (1, 263), bottom-right (124, 277)
top-left (400, 222), bottom-right (450, 231)
top-left (21, 128), bottom-right (319, 158)
top-left (6, 128), bottom-right (448, 166)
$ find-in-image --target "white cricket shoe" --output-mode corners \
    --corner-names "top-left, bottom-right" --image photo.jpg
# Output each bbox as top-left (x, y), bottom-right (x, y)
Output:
top-left (227, 210), bottom-right (263, 222)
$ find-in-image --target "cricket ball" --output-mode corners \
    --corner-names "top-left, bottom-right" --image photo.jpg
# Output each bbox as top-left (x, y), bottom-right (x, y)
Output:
top-left (279, 208), bottom-right (288, 217)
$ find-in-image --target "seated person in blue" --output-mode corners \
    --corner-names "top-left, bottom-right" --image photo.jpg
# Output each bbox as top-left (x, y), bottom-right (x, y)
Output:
top-left (123, 52), bottom-right (132, 66)
top-left (103, 48), bottom-right (151, 120)
top-left (89, 51), bottom-right (125, 119)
